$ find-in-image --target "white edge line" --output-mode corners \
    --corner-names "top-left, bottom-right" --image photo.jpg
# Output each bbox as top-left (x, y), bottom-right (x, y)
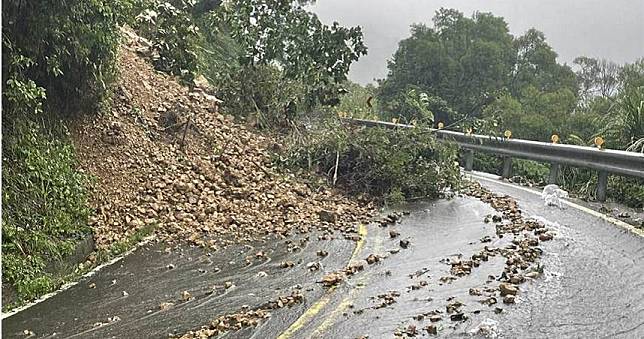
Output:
top-left (1, 235), bottom-right (156, 319)
top-left (3, 172), bottom-right (641, 317)
top-left (466, 171), bottom-right (644, 238)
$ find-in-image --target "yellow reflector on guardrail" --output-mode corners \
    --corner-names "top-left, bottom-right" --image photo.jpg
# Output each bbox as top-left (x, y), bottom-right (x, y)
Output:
top-left (594, 136), bottom-right (605, 149)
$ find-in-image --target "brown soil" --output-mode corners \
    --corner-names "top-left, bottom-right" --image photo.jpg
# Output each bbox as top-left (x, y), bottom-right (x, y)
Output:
top-left (70, 35), bottom-right (374, 251)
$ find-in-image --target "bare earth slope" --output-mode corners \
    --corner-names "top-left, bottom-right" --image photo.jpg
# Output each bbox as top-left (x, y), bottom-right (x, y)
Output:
top-left (71, 39), bottom-right (372, 252)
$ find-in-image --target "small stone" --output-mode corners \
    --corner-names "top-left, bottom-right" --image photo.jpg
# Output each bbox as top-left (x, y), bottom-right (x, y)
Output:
top-left (510, 275), bottom-right (524, 284)
top-left (306, 262), bottom-right (321, 271)
top-left (503, 295), bottom-right (516, 304)
top-left (167, 264), bottom-right (175, 269)
top-left (319, 210), bottom-right (338, 223)
top-left (366, 254), bottom-right (380, 265)
top-left (257, 271), bottom-right (268, 277)
top-left (181, 290), bottom-right (192, 301)
top-left (450, 312), bottom-right (466, 321)
top-left (479, 297), bottom-right (497, 306)
top-left (426, 324), bottom-right (438, 335)
top-left (317, 250), bottom-right (329, 257)
top-left (399, 239), bottom-right (410, 249)
top-left (446, 300), bottom-right (463, 313)
top-left (159, 302), bottom-right (174, 311)
top-left (224, 281), bottom-right (233, 289)
top-left (122, 291), bottom-right (129, 297)
top-left (429, 315), bottom-right (442, 322)
top-left (525, 271), bottom-right (540, 279)
top-left (539, 233), bottom-right (553, 241)
top-left (322, 272), bottom-right (343, 287)
top-left (280, 261), bottom-right (295, 268)
top-left (405, 324), bottom-right (418, 336)
top-left (389, 230), bottom-right (400, 238)
top-left (88, 283), bottom-right (96, 289)
top-left (499, 283), bottom-right (518, 296)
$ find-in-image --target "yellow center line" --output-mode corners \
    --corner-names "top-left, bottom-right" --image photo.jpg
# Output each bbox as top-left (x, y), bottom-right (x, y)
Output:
top-left (277, 223), bottom-right (368, 339)
top-left (309, 226), bottom-right (384, 337)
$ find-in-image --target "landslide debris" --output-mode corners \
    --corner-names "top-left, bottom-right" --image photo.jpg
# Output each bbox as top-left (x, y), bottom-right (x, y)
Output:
top-left (176, 291), bottom-right (304, 338)
top-left (398, 181), bottom-right (555, 335)
top-left (71, 33), bottom-right (373, 251)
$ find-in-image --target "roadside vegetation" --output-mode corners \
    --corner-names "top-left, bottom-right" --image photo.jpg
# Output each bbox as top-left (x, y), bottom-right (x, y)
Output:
top-left (2, 0), bottom-right (127, 304)
top-left (2, 0), bottom-right (641, 308)
top-left (374, 9), bottom-right (644, 207)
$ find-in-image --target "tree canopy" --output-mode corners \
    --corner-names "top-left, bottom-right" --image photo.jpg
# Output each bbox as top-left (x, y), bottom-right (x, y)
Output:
top-left (378, 9), bottom-right (578, 129)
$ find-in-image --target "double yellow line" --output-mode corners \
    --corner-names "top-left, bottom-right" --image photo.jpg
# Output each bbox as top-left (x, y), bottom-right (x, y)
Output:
top-left (277, 223), bottom-right (368, 339)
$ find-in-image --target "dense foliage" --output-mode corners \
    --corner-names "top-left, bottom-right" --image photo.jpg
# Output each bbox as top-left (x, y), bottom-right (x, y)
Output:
top-left (374, 8), bottom-right (643, 207)
top-left (283, 119), bottom-right (462, 204)
top-left (2, 0), bottom-right (128, 302)
top-left (135, 0), bottom-right (201, 82)
top-left (202, 0), bottom-right (367, 127)
top-left (378, 10), bottom-right (578, 132)
top-left (2, 0), bottom-right (128, 113)
top-left (2, 120), bottom-right (91, 300)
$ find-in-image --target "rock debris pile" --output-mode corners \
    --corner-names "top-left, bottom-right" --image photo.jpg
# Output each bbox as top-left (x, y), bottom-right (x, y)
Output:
top-left (71, 36), bottom-right (373, 251)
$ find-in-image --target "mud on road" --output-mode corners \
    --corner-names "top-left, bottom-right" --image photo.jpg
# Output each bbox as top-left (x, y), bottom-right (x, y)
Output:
top-left (3, 176), bottom-right (644, 338)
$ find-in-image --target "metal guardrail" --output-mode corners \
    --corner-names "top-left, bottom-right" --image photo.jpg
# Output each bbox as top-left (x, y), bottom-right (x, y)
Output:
top-left (345, 118), bottom-right (644, 202)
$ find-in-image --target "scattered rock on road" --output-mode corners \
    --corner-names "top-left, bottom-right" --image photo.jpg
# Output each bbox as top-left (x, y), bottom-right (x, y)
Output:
top-left (399, 239), bottom-right (410, 249)
top-left (499, 283), bottom-right (519, 296)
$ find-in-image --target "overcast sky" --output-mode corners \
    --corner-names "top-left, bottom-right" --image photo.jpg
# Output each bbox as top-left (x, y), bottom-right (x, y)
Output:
top-left (310, 0), bottom-right (644, 84)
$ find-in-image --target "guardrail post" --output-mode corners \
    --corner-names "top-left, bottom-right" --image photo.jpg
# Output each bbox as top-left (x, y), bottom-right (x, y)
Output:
top-left (501, 157), bottom-right (512, 178)
top-left (597, 171), bottom-right (608, 202)
top-left (548, 163), bottom-right (559, 184)
top-left (464, 149), bottom-right (474, 172)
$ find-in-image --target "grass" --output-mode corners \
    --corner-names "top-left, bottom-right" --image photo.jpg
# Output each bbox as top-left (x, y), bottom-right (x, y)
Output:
top-left (2, 225), bottom-right (156, 312)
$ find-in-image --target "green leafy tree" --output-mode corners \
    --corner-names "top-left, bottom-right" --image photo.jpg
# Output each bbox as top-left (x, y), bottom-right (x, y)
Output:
top-left (511, 29), bottom-right (578, 99)
top-left (135, 0), bottom-right (201, 82)
top-left (574, 56), bottom-right (622, 102)
top-left (211, 0), bottom-right (367, 111)
top-left (2, 0), bottom-right (129, 114)
top-left (379, 9), bottom-right (516, 119)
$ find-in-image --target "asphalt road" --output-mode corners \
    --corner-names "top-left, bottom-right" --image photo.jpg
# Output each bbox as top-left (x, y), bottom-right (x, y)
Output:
top-left (3, 174), bottom-right (643, 338)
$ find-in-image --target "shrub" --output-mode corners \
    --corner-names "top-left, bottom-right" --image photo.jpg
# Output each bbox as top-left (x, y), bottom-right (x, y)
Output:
top-left (2, 0), bottom-right (123, 303)
top-left (135, 0), bottom-right (200, 82)
top-left (215, 64), bottom-right (307, 129)
top-left (2, 0), bottom-right (126, 114)
top-left (608, 177), bottom-right (644, 208)
top-left (511, 159), bottom-right (549, 185)
top-left (2, 118), bottom-right (91, 300)
top-left (283, 118), bottom-right (462, 203)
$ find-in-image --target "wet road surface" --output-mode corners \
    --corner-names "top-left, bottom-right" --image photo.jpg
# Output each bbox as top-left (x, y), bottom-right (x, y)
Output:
top-left (3, 174), bottom-right (643, 338)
